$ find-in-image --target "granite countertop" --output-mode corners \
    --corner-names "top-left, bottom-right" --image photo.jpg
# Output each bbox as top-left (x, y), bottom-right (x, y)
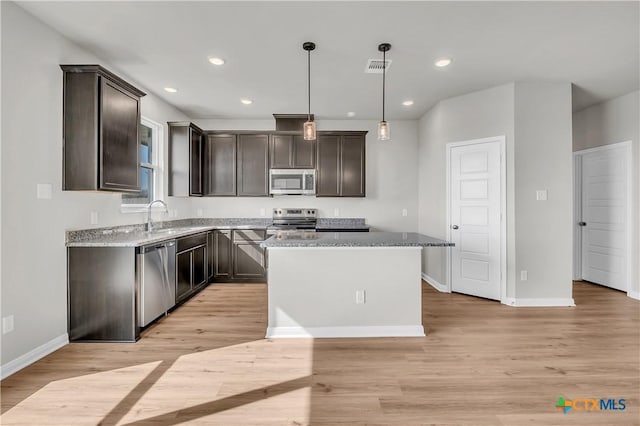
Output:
top-left (261, 231), bottom-right (453, 248)
top-left (315, 218), bottom-right (369, 230)
top-left (66, 217), bottom-right (371, 247)
top-left (66, 218), bottom-right (272, 247)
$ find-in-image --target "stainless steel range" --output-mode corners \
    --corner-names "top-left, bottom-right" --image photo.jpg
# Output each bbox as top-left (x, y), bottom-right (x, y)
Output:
top-left (266, 208), bottom-right (317, 235)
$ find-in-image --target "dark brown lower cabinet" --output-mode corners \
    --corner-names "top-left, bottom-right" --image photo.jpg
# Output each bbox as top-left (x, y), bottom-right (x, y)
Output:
top-left (176, 251), bottom-right (192, 301)
top-left (212, 230), bottom-right (232, 280)
top-left (211, 229), bottom-right (265, 282)
top-left (175, 232), bottom-right (208, 302)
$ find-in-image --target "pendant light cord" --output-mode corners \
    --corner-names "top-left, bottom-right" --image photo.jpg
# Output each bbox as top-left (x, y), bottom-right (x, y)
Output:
top-left (308, 49), bottom-right (311, 121)
top-left (382, 49), bottom-right (386, 122)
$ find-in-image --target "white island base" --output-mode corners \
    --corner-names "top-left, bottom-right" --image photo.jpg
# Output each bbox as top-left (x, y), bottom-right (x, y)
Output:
top-left (266, 247), bottom-right (425, 338)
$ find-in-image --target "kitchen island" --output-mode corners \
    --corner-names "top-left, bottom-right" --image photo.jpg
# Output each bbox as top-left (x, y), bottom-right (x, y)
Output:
top-left (261, 232), bottom-right (453, 338)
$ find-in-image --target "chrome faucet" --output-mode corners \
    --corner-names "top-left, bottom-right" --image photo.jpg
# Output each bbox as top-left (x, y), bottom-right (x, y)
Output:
top-left (147, 200), bottom-right (168, 232)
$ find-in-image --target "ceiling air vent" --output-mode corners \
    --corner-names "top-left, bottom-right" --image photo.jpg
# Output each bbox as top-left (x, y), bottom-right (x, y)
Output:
top-left (365, 59), bottom-right (392, 74)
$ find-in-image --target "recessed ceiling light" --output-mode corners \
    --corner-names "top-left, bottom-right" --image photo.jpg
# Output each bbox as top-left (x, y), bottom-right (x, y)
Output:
top-left (434, 58), bottom-right (452, 68)
top-left (164, 87), bottom-right (178, 93)
top-left (208, 57), bottom-right (225, 66)
top-left (347, 112), bottom-right (356, 117)
top-left (402, 100), bottom-right (414, 106)
top-left (240, 98), bottom-right (253, 105)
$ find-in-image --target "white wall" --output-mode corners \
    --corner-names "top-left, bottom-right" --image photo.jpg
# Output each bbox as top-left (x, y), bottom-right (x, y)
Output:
top-left (417, 84), bottom-right (516, 293)
top-left (417, 82), bottom-right (574, 302)
top-left (0, 2), bottom-right (190, 367)
top-left (573, 91), bottom-right (640, 297)
top-left (513, 83), bottom-right (573, 299)
top-left (192, 119), bottom-right (420, 232)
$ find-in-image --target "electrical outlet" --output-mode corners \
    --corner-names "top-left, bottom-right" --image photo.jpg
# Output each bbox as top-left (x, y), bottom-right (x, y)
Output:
top-left (521, 270), bottom-right (528, 281)
top-left (196, 208), bottom-right (203, 217)
top-left (259, 208), bottom-right (266, 217)
top-left (334, 208), bottom-right (340, 217)
top-left (402, 209), bottom-right (408, 217)
top-left (2, 315), bottom-right (14, 334)
top-left (90, 211), bottom-right (99, 225)
top-left (536, 190), bottom-right (547, 201)
top-left (36, 183), bottom-right (52, 199)
top-left (355, 290), bottom-right (366, 304)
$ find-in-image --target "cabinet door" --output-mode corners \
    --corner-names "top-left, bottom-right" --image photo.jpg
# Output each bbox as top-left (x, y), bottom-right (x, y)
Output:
top-left (293, 135), bottom-right (315, 168)
top-left (207, 231), bottom-right (214, 280)
top-left (316, 134), bottom-right (341, 196)
top-left (233, 242), bottom-right (266, 279)
top-left (214, 230), bottom-right (232, 280)
top-left (192, 245), bottom-right (207, 288)
top-left (237, 134), bottom-right (269, 196)
top-left (100, 78), bottom-right (140, 191)
top-left (269, 135), bottom-right (293, 168)
top-left (340, 135), bottom-right (366, 197)
top-left (204, 135), bottom-right (237, 196)
top-left (176, 251), bottom-right (192, 302)
top-left (190, 128), bottom-right (203, 196)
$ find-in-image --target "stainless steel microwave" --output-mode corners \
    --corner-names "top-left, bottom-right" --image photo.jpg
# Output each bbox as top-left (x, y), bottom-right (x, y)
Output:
top-left (269, 169), bottom-right (316, 195)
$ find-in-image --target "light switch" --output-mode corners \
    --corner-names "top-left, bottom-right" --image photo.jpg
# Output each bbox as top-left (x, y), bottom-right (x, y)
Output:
top-left (334, 208), bottom-right (340, 217)
top-left (536, 190), bottom-right (547, 201)
top-left (402, 209), bottom-right (408, 217)
top-left (90, 211), bottom-right (99, 225)
top-left (196, 208), bottom-right (203, 217)
top-left (355, 290), bottom-right (366, 304)
top-left (259, 208), bottom-right (266, 217)
top-left (36, 183), bottom-right (52, 199)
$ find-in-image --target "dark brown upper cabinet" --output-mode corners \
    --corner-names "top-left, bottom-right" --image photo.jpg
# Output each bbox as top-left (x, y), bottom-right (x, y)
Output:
top-left (237, 134), bottom-right (270, 196)
top-left (168, 122), bottom-right (203, 197)
top-left (269, 134), bottom-right (315, 169)
top-left (61, 65), bottom-right (145, 192)
top-left (204, 134), bottom-right (237, 196)
top-left (316, 132), bottom-right (366, 197)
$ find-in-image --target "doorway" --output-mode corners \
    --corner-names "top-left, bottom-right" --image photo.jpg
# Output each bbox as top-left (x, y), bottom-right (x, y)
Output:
top-left (574, 141), bottom-right (632, 293)
top-left (447, 136), bottom-right (506, 301)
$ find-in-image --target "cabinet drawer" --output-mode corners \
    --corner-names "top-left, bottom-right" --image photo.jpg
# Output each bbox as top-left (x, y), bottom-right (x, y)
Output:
top-left (177, 233), bottom-right (207, 252)
top-left (232, 229), bottom-right (266, 242)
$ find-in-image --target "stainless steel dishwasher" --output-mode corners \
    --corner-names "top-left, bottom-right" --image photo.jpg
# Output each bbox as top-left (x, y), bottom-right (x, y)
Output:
top-left (138, 241), bottom-right (176, 327)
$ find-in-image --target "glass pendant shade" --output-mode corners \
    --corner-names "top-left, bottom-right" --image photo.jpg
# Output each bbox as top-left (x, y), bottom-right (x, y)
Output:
top-left (378, 120), bottom-right (390, 140)
top-left (303, 120), bottom-right (316, 140)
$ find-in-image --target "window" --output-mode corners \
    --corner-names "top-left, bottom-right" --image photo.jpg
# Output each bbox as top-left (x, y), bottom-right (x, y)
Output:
top-left (121, 117), bottom-right (163, 211)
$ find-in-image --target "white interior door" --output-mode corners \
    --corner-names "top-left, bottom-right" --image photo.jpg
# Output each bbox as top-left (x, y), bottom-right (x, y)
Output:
top-left (450, 140), bottom-right (502, 300)
top-left (579, 145), bottom-right (628, 291)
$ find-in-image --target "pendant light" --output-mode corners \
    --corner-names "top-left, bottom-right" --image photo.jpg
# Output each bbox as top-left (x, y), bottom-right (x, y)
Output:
top-left (377, 43), bottom-right (391, 140)
top-left (303, 41), bottom-right (316, 140)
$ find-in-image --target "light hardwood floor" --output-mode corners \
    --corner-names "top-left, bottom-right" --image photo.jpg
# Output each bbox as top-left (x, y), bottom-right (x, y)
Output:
top-left (1, 281), bottom-right (638, 425)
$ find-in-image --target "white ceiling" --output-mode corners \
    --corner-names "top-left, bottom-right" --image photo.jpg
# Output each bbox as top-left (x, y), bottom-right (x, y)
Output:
top-left (17, 1), bottom-right (639, 120)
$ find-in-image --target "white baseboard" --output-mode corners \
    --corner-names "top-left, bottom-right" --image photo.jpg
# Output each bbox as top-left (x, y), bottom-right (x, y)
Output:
top-left (628, 291), bottom-right (640, 301)
top-left (266, 325), bottom-right (425, 339)
top-left (501, 297), bottom-right (576, 307)
top-left (0, 333), bottom-right (68, 380)
top-left (421, 272), bottom-right (449, 293)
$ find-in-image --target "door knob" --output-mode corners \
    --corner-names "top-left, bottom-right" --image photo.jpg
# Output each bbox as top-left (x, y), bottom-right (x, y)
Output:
top-left (578, 222), bottom-right (587, 227)
top-left (452, 225), bottom-right (459, 230)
